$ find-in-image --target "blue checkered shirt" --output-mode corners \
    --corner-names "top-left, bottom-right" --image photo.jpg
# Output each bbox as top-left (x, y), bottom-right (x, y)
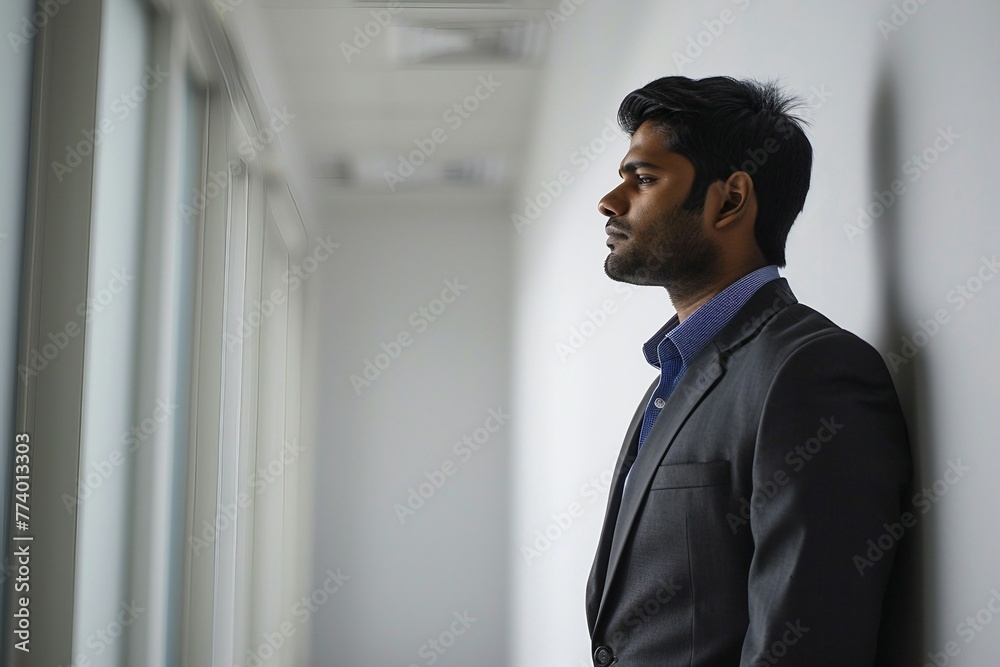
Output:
top-left (636, 265), bottom-right (781, 451)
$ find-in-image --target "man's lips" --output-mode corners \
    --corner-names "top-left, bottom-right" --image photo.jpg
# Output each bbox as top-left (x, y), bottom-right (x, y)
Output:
top-left (606, 224), bottom-right (627, 248)
top-left (605, 223), bottom-right (628, 238)
top-left (606, 224), bottom-right (628, 248)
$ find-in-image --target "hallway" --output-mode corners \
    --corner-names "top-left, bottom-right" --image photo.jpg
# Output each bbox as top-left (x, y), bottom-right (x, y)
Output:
top-left (2, 1), bottom-right (1000, 665)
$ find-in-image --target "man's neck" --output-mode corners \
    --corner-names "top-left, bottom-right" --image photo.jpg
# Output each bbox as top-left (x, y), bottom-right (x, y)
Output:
top-left (669, 262), bottom-right (769, 323)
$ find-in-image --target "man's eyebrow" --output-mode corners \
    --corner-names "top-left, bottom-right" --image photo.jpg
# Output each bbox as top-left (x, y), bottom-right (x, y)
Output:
top-left (618, 161), bottom-right (662, 177)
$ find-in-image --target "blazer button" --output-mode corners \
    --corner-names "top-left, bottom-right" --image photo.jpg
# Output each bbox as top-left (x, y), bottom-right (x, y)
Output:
top-left (593, 645), bottom-right (615, 666)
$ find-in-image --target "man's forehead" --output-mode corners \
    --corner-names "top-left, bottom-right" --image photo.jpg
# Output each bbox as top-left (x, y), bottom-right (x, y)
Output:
top-left (623, 122), bottom-right (674, 161)
top-left (634, 119), bottom-right (676, 141)
top-left (620, 143), bottom-right (679, 172)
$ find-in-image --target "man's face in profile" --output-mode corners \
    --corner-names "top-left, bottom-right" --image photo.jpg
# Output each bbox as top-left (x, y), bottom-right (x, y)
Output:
top-left (599, 121), bottom-right (720, 290)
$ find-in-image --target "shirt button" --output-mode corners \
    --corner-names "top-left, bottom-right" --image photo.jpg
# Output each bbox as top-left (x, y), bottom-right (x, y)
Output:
top-left (654, 397), bottom-right (666, 409)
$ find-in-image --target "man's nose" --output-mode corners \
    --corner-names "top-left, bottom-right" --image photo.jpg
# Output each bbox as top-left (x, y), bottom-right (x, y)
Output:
top-left (598, 187), bottom-right (624, 217)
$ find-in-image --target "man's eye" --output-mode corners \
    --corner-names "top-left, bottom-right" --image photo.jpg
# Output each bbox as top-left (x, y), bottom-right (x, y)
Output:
top-left (637, 176), bottom-right (655, 185)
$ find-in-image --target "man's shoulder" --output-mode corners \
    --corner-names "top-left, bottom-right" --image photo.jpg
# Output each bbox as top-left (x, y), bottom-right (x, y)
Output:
top-left (747, 301), bottom-right (892, 385)
top-left (728, 282), bottom-right (885, 374)
top-left (720, 278), bottom-right (839, 350)
top-left (763, 300), bottom-right (844, 343)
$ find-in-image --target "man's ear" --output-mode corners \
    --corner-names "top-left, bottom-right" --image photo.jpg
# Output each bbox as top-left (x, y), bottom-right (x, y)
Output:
top-left (713, 171), bottom-right (756, 230)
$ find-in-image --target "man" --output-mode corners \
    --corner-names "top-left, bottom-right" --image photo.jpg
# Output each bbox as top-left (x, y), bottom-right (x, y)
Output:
top-left (585, 76), bottom-right (911, 666)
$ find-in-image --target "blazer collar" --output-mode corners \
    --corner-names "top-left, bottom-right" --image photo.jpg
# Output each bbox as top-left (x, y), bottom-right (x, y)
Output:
top-left (593, 278), bottom-right (798, 630)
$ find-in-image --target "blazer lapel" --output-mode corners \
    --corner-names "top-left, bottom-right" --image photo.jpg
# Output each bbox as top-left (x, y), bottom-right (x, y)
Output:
top-left (595, 345), bottom-right (726, 628)
top-left (592, 278), bottom-right (799, 633)
top-left (587, 380), bottom-right (655, 631)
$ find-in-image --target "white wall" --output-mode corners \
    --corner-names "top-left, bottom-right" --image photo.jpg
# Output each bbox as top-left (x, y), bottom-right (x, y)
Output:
top-left (510, 1), bottom-right (1000, 665)
top-left (305, 191), bottom-right (513, 665)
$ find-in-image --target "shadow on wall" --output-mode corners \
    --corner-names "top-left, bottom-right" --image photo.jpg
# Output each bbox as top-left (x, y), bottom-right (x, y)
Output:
top-left (870, 60), bottom-right (928, 666)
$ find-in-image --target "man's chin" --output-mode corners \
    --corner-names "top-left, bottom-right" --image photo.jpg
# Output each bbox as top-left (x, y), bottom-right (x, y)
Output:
top-left (603, 255), bottom-right (624, 282)
top-left (604, 255), bottom-right (653, 286)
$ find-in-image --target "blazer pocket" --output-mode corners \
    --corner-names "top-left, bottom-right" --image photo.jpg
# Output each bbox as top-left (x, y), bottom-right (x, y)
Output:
top-left (650, 460), bottom-right (730, 490)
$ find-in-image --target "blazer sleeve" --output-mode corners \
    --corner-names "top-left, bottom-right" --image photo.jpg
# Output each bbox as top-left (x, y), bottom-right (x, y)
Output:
top-left (740, 331), bottom-right (911, 666)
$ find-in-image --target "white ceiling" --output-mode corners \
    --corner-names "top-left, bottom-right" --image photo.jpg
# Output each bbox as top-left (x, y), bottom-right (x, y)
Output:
top-left (241, 0), bottom-right (565, 196)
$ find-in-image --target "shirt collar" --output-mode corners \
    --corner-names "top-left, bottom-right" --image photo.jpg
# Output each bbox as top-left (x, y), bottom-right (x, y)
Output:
top-left (642, 265), bottom-right (781, 370)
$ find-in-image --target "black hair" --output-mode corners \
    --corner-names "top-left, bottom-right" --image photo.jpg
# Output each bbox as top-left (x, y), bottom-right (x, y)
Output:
top-left (617, 76), bottom-right (812, 267)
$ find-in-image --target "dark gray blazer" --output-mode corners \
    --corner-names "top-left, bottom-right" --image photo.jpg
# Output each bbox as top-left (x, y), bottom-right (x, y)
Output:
top-left (586, 278), bottom-right (911, 666)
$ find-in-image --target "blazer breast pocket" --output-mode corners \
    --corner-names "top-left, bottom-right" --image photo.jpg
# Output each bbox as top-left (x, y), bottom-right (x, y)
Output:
top-left (650, 460), bottom-right (730, 490)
